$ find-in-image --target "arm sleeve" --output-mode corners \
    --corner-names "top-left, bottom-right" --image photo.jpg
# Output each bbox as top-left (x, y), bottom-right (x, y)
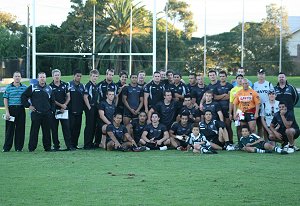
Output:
top-left (21, 85), bottom-right (32, 108)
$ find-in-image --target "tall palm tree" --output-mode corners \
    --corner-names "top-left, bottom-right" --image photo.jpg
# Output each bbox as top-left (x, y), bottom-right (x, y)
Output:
top-left (96, 0), bottom-right (149, 73)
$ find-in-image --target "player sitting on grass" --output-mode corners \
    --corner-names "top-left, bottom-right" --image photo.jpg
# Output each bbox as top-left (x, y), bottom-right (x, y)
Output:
top-left (239, 125), bottom-right (288, 154)
top-left (199, 110), bottom-right (235, 151)
top-left (169, 112), bottom-right (192, 151)
top-left (186, 123), bottom-right (217, 154)
top-left (105, 113), bottom-right (145, 152)
top-left (141, 112), bottom-right (170, 150)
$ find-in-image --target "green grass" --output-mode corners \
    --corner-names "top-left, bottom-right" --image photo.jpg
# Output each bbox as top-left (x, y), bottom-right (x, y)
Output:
top-left (1, 108), bottom-right (300, 205)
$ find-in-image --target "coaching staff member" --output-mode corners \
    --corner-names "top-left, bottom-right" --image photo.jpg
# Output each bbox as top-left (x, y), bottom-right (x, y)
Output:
top-left (21, 72), bottom-right (55, 152)
top-left (3, 71), bottom-right (27, 152)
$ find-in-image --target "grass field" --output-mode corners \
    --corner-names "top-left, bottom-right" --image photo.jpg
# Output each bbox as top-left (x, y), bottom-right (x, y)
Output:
top-left (1, 107), bottom-right (300, 205)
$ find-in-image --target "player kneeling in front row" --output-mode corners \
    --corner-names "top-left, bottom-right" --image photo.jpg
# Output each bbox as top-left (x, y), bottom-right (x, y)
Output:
top-left (169, 112), bottom-right (192, 151)
top-left (199, 110), bottom-right (235, 151)
top-left (105, 113), bottom-right (146, 152)
top-left (186, 124), bottom-right (217, 154)
top-left (239, 125), bottom-right (287, 154)
top-left (141, 112), bottom-right (171, 150)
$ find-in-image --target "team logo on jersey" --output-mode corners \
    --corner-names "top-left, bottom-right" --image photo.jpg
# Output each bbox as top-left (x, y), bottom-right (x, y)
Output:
top-left (239, 96), bottom-right (252, 101)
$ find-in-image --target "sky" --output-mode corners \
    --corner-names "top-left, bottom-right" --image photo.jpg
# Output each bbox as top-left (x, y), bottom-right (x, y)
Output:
top-left (1, 0), bottom-right (300, 37)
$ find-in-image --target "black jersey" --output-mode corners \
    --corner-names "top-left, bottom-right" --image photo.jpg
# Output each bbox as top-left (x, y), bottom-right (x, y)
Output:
top-left (202, 101), bottom-right (222, 120)
top-left (97, 80), bottom-right (118, 102)
top-left (191, 85), bottom-right (206, 105)
top-left (98, 100), bottom-right (116, 124)
top-left (21, 83), bottom-right (55, 113)
top-left (84, 81), bottom-right (98, 106)
top-left (170, 122), bottom-right (192, 136)
top-left (143, 81), bottom-right (164, 108)
top-left (67, 80), bottom-right (85, 114)
top-left (143, 123), bottom-right (167, 140)
top-left (123, 84), bottom-right (143, 110)
top-left (131, 118), bottom-right (147, 140)
top-left (50, 81), bottom-right (69, 109)
top-left (199, 120), bottom-right (222, 135)
top-left (271, 111), bottom-right (299, 131)
top-left (213, 82), bottom-right (233, 111)
top-left (153, 100), bottom-right (181, 129)
top-left (205, 81), bottom-right (220, 93)
top-left (274, 83), bottom-right (299, 111)
top-left (179, 106), bottom-right (201, 123)
top-left (106, 124), bottom-right (128, 142)
top-left (169, 82), bottom-right (189, 98)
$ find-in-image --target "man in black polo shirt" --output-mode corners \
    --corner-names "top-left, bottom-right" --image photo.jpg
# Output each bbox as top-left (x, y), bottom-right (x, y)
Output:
top-left (122, 73), bottom-right (144, 126)
top-left (127, 111), bottom-right (147, 145)
top-left (67, 69), bottom-right (85, 149)
top-left (141, 112), bottom-right (170, 150)
top-left (187, 73), bottom-right (197, 94)
top-left (3, 71), bottom-right (27, 152)
top-left (270, 101), bottom-right (300, 153)
top-left (213, 71), bottom-right (233, 142)
top-left (98, 90), bottom-right (116, 149)
top-left (143, 71), bottom-right (164, 113)
top-left (191, 74), bottom-right (206, 108)
top-left (168, 73), bottom-right (189, 103)
top-left (97, 68), bottom-right (118, 103)
top-left (21, 72), bottom-right (55, 152)
top-left (199, 110), bottom-right (234, 151)
top-left (83, 69), bottom-right (99, 150)
top-left (115, 70), bottom-right (128, 114)
top-left (49, 69), bottom-right (73, 151)
top-left (199, 70), bottom-right (220, 110)
top-left (274, 72), bottom-right (299, 112)
top-left (170, 112), bottom-right (192, 150)
top-left (106, 113), bottom-right (138, 151)
top-left (178, 95), bottom-right (201, 123)
top-left (148, 90), bottom-right (181, 130)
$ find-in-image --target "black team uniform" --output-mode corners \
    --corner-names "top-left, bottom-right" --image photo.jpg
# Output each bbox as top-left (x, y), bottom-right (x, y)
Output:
top-left (21, 83), bottom-right (55, 152)
top-left (153, 100), bottom-right (181, 129)
top-left (67, 80), bottom-right (85, 148)
top-left (49, 80), bottom-right (72, 150)
top-left (83, 81), bottom-right (98, 149)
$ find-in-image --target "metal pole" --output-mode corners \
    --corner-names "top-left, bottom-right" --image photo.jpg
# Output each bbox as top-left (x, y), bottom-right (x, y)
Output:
top-left (279, 0), bottom-right (282, 73)
top-left (165, 0), bottom-right (168, 71)
top-left (92, 4), bottom-right (96, 70)
top-left (241, 0), bottom-right (245, 68)
top-left (152, 0), bottom-right (157, 74)
top-left (26, 5), bottom-right (31, 79)
top-left (32, 0), bottom-right (36, 79)
top-left (129, 5), bottom-right (133, 75)
top-left (203, 0), bottom-right (207, 77)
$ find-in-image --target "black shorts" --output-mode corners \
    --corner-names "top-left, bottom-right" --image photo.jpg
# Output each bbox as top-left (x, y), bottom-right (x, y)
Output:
top-left (123, 108), bottom-right (139, 119)
top-left (253, 141), bottom-right (266, 150)
top-left (222, 109), bottom-right (230, 119)
top-left (202, 129), bottom-right (218, 142)
top-left (278, 128), bottom-right (300, 142)
top-left (241, 113), bottom-right (255, 122)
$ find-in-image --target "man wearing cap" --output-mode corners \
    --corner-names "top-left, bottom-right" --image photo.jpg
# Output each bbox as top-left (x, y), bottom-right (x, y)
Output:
top-left (233, 78), bottom-right (260, 134)
top-left (253, 69), bottom-right (274, 137)
top-left (274, 72), bottom-right (299, 112)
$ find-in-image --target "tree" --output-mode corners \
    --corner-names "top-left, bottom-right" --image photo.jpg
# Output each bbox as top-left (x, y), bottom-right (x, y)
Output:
top-left (165, 0), bottom-right (196, 39)
top-left (96, 0), bottom-right (149, 74)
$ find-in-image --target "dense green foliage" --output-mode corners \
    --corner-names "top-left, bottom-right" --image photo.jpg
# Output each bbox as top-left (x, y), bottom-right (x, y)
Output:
top-left (0, 1), bottom-right (295, 77)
